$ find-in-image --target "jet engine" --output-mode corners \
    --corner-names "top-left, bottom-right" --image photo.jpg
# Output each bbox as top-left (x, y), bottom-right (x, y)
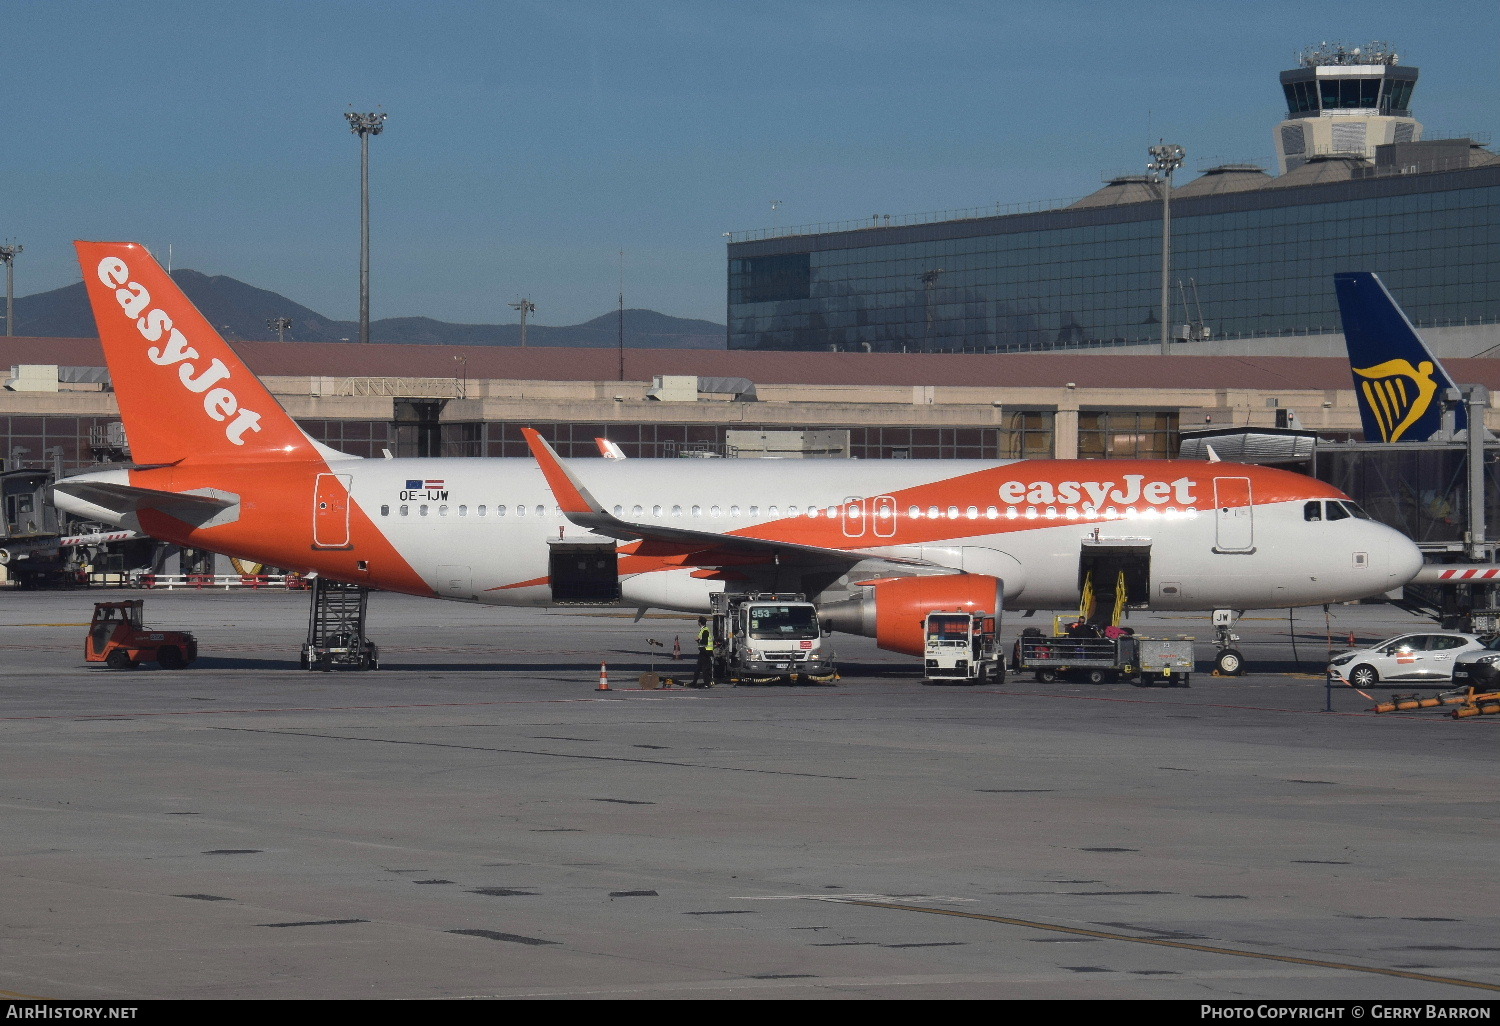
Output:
top-left (820, 573), bottom-right (1004, 656)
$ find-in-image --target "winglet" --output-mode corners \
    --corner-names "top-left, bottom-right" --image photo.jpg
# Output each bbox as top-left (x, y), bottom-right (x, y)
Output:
top-left (522, 428), bottom-right (605, 516)
top-left (596, 437), bottom-right (626, 459)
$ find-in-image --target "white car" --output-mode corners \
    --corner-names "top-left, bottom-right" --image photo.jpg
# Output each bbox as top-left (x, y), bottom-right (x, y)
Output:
top-left (1327, 632), bottom-right (1487, 688)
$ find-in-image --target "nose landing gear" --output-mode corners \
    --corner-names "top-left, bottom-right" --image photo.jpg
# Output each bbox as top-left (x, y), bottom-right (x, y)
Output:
top-left (1212, 608), bottom-right (1244, 676)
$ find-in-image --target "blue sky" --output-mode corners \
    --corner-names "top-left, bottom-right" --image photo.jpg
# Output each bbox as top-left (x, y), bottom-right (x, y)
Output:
top-left (3, 0), bottom-right (1496, 327)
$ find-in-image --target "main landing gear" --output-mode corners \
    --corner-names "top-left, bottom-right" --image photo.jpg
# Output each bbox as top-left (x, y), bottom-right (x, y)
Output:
top-left (1212, 608), bottom-right (1244, 676)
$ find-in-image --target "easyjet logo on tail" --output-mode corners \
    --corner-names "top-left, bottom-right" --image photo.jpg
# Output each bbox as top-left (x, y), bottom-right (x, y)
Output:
top-left (96, 257), bottom-right (263, 446)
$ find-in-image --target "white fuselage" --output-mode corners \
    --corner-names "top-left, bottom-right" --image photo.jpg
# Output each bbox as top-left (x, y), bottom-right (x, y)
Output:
top-left (320, 456), bottom-right (1420, 613)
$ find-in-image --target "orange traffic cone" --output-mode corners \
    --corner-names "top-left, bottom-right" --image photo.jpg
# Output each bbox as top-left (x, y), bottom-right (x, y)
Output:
top-left (1347, 631), bottom-right (1357, 647)
top-left (673, 635), bottom-right (681, 660)
top-left (597, 661), bottom-right (611, 691)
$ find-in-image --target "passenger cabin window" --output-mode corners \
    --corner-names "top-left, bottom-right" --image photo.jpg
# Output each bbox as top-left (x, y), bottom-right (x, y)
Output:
top-left (380, 504), bottom-right (389, 517)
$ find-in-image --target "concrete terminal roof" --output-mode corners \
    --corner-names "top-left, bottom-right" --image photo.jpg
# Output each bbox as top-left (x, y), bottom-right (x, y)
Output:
top-left (6, 335), bottom-right (1500, 393)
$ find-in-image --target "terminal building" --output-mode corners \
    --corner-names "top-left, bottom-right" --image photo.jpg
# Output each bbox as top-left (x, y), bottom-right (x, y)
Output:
top-left (726, 43), bottom-right (1500, 358)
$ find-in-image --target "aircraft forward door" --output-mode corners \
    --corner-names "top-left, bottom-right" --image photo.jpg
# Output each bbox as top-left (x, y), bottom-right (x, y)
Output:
top-left (1213, 477), bottom-right (1255, 553)
top-left (312, 474), bottom-right (353, 550)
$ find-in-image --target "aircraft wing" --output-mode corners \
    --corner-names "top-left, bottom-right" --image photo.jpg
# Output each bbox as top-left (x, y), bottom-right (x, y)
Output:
top-left (523, 429), bottom-right (938, 573)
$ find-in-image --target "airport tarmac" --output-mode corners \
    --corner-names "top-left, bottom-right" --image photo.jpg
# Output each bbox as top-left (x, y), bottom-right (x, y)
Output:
top-left (0, 589), bottom-right (1496, 1001)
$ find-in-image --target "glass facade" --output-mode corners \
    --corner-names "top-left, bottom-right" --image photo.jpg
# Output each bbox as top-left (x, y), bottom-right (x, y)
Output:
top-left (0, 417), bottom-right (1018, 470)
top-left (1077, 412), bottom-right (1178, 460)
top-left (0, 415), bottom-right (125, 472)
top-left (728, 165), bottom-right (1500, 353)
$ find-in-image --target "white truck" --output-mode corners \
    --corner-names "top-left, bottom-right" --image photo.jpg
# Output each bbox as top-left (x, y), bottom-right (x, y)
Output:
top-left (922, 610), bottom-right (1004, 685)
top-left (709, 592), bottom-right (838, 685)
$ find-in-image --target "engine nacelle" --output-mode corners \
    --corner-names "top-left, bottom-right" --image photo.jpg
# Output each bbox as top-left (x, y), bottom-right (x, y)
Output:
top-left (821, 573), bottom-right (1004, 656)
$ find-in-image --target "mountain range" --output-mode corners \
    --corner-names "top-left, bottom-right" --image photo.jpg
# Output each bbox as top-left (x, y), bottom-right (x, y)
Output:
top-left (8, 270), bottom-right (726, 349)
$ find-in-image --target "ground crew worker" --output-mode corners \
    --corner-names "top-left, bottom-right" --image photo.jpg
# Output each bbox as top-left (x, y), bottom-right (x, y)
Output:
top-left (689, 616), bottom-right (715, 688)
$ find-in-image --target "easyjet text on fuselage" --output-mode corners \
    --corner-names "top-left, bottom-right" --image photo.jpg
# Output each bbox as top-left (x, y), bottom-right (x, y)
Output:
top-left (997, 475), bottom-right (1197, 508)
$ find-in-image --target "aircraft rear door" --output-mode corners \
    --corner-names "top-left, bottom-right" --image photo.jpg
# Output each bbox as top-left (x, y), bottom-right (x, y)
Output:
top-left (1212, 477), bottom-right (1255, 553)
top-left (313, 473), bottom-right (353, 550)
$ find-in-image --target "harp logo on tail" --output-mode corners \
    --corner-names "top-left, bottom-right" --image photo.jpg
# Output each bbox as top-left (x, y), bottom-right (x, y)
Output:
top-left (1352, 358), bottom-right (1439, 442)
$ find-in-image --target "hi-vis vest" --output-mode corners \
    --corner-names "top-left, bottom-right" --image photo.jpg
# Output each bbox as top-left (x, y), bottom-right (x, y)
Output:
top-left (698, 626), bottom-right (713, 652)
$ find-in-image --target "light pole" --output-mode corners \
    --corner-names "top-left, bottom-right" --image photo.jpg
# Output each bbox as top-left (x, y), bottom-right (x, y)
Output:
top-left (509, 299), bottom-right (535, 347)
top-left (0, 243), bottom-right (22, 338)
top-left (344, 109), bottom-right (387, 343)
top-left (920, 268), bottom-right (945, 347)
top-left (1147, 143), bottom-right (1184, 356)
top-left (267, 317), bottom-right (292, 342)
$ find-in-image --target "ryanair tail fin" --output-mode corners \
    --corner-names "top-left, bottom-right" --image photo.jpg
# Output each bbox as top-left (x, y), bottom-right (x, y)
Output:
top-left (75, 241), bottom-right (323, 465)
top-left (1335, 271), bottom-right (1464, 442)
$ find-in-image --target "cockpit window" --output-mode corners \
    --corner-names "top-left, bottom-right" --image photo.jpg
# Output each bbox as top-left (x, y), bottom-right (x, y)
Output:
top-left (1303, 501), bottom-right (1323, 522)
top-left (1326, 502), bottom-right (1350, 522)
top-left (1342, 501), bottom-right (1371, 519)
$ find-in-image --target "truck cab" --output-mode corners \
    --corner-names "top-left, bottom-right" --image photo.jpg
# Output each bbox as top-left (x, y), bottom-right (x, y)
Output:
top-left (710, 592), bottom-right (837, 684)
top-left (923, 610), bottom-right (1003, 685)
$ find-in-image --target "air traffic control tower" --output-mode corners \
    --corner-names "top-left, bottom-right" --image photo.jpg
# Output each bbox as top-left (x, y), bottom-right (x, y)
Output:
top-left (1276, 41), bottom-right (1421, 173)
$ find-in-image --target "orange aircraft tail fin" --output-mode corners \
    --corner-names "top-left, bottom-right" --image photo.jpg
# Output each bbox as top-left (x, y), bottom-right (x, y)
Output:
top-left (74, 241), bottom-right (320, 466)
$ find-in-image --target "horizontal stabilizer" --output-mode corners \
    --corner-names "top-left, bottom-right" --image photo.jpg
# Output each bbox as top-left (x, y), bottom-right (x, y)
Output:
top-left (52, 480), bottom-right (240, 530)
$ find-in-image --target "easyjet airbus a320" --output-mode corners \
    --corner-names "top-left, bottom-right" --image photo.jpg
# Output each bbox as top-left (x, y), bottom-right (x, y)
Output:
top-left (54, 242), bottom-right (1423, 664)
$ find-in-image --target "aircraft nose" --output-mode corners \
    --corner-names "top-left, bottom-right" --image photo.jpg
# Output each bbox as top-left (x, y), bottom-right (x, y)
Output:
top-left (1383, 526), bottom-right (1424, 585)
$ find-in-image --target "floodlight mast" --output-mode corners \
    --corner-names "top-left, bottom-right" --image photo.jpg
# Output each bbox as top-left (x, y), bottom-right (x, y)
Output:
top-left (1147, 143), bottom-right (1185, 356)
top-left (345, 110), bottom-right (387, 343)
top-left (509, 299), bottom-right (535, 348)
top-left (0, 244), bottom-right (22, 338)
top-left (266, 317), bottom-right (292, 343)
